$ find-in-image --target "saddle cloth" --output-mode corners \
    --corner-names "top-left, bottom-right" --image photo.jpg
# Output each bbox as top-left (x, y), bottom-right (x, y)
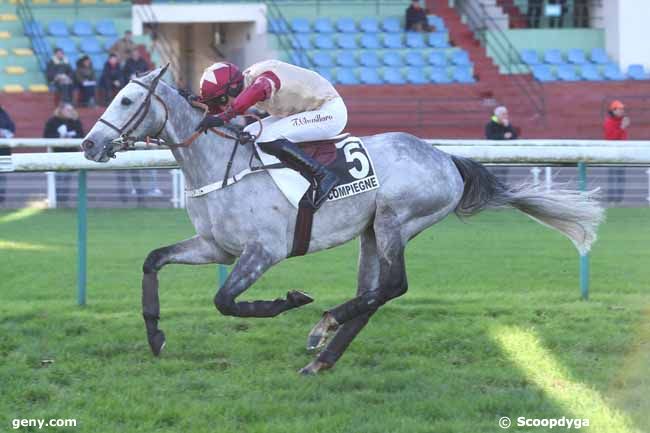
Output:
top-left (257, 134), bottom-right (379, 208)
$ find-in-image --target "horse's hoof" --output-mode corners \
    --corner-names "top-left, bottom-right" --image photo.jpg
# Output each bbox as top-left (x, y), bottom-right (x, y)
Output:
top-left (306, 313), bottom-right (339, 351)
top-left (287, 290), bottom-right (314, 308)
top-left (148, 330), bottom-right (166, 356)
top-left (299, 360), bottom-right (332, 375)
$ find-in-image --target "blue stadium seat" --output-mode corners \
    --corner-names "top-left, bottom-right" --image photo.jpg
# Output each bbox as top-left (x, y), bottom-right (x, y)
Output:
top-left (290, 18), bottom-right (311, 33)
top-left (336, 68), bottom-right (359, 85)
top-left (567, 48), bottom-right (587, 65)
top-left (580, 64), bottom-right (603, 81)
top-left (317, 68), bottom-right (335, 83)
top-left (405, 51), bottom-right (426, 67)
top-left (336, 18), bottom-right (357, 33)
top-left (556, 64), bottom-right (580, 81)
top-left (603, 64), bottom-right (626, 81)
top-left (25, 21), bottom-right (45, 37)
top-left (336, 51), bottom-right (357, 67)
top-left (314, 34), bottom-right (335, 50)
top-left (96, 20), bottom-right (117, 37)
top-left (47, 20), bottom-right (69, 37)
top-left (427, 15), bottom-right (446, 31)
top-left (544, 49), bottom-right (564, 65)
top-left (359, 51), bottom-right (380, 67)
top-left (383, 33), bottom-right (403, 49)
top-left (360, 34), bottom-right (380, 49)
top-left (590, 48), bottom-right (609, 64)
top-left (428, 51), bottom-right (446, 67)
top-left (382, 51), bottom-right (403, 67)
top-left (359, 67), bottom-right (382, 84)
top-left (54, 37), bottom-right (77, 54)
top-left (359, 17), bottom-right (379, 33)
top-left (406, 67), bottom-right (428, 84)
top-left (336, 33), bottom-right (358, 49)
top-left (90, 53), bottom-right (107, 70)
top-left (103, 37), bottom-right (118, 51)
top-left (383, 68), bottom-right (405, 84)
top-left (520, 49), bottom-right (540, 66)
top-left (627, 64), bottom-right (648, 80)
top-left (313, 18), bottom-right (334, 33)
top-left (381, 17), bottom-right (402, 33)
top-left (430, 68), bottom-right (452, 84)
top-left (290, 34), bottom-right (311, 50)
top-left (289, 51), bottom-right (310, 67)
top-left (73, 20), bottom-right (93, 37)
top-left (405, 32), bottom-right (426, 49)
top-left (311, 52), bottom-right (333, 68)
top-left (453, 66), bottom-right (475, 83)
top-left (80, 37), bottom-right (102, 54)
top-left (268, 18), bottom-right (289, 34)
top-left (451, 50), bottom-right (471, 66)
top-left (531, 64), bottom-right (555, 82)
top-left (427, 32), bottom-right (449, 48)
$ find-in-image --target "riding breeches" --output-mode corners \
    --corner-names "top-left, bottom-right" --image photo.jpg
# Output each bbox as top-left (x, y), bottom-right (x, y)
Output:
top-left (244, 97), bottom-right (348, 144)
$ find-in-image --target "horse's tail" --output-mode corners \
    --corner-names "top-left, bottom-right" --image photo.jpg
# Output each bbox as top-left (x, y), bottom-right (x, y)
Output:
top-left (450, 155), bottom-right (604, 254)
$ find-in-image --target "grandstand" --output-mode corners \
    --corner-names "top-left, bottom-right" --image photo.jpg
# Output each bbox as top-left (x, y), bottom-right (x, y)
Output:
top-left (1, 0), bottom-right (649, 191)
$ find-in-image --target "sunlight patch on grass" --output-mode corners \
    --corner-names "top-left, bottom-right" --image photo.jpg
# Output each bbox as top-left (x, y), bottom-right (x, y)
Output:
top-left (492, 325), bottom-right (640, 433)
top-left (0, 240), bottom-right (53, 251)
top-left (0, 201), bottom-right (46, 224)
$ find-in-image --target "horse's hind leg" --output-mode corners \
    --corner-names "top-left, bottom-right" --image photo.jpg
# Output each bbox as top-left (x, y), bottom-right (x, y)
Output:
top-left (213, 242), bottom-right (314, 318)
top-left (142, 235), bottom-right (229, 356)
top-left (300, 227), bottom-right (379, 374)
top-left (306, 212), bottom-right (408, 356)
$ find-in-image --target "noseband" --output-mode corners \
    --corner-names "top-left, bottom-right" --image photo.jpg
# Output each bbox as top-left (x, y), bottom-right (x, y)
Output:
top-left (98, 79), bottom-right (169, 155)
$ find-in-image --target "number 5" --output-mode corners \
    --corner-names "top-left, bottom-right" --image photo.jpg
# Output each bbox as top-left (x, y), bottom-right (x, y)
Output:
top-left (343, 142), bottom-right (369, 179)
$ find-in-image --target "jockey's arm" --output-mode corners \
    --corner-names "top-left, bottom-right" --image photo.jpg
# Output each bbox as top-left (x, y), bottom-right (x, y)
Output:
top-left (221, 71), bottom-right (281, 121)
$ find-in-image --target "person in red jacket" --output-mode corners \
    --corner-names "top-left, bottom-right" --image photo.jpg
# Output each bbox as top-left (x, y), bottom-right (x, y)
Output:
top-left (604, 100), bottom-right (630, 203)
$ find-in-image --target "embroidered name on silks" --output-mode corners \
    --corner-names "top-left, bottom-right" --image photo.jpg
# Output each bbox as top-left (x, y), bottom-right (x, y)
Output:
top-left (292, 114), bottom-right (334, 127)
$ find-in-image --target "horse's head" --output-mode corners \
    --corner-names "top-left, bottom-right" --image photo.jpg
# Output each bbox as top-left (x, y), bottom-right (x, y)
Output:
top-left (82, 65), bottom-right (170, 162)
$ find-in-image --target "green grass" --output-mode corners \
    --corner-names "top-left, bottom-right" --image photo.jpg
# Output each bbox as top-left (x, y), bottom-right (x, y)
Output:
top-left (1, 207), bottom-right (649, 433)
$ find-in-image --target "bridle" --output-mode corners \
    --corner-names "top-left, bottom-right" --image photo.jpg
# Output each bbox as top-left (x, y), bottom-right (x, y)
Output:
top-left (97, 74), bottom-right (169, 157)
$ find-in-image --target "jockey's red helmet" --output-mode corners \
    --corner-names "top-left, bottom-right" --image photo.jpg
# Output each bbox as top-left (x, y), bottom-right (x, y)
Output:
top-left (199, 62), bottom-right (244, 105)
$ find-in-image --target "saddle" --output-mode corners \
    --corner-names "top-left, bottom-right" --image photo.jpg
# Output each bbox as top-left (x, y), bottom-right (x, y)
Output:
top-left (290, 133), bottom-right (348, 258)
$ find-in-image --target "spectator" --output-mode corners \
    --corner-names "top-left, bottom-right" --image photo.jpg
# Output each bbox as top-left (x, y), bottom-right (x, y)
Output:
top-left (99, 54), bottom-right (125, 106)
top-left (46, 47), bottom-right (74, 104)
top-left (604, 100), bottom-right (629, 204)
top-left (110, 30), bottom-right (135, 64)
top-left (405, 0), bottom-right (431, 32)
top-left (485, 106), bottom-right (518, 140)
top-left (548, 0), bottom-right (567, 28)
top-left (44, 103), bottom-right (84, 204)
top-left (485, 106), bottom-right (518, 182)
top-left (123, 49), bottom-right (149, 80)
top-left (75, 55), bottom-right (97, 107)
top-left (0, 104), bottom-right (15, 205)
top-left (527, 0), bottom-right (543, 28)
top-left (573, 0), bottom-right (590, 27)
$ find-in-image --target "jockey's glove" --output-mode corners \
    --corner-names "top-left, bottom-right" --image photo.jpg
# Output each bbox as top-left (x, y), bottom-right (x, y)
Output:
top-left (196, 114), bottom-right (225, 133)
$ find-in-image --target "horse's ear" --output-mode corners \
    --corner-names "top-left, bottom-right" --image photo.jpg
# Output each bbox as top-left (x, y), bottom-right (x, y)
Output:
top-left (151, 63), bottom-right (170, 85)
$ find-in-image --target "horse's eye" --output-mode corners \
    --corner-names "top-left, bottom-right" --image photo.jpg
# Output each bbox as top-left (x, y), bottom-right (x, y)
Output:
top-left (121, 97), bottom-right (132, 106)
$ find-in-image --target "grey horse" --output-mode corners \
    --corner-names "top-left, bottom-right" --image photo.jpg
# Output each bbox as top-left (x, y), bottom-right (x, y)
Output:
top-left (81, 67), bottom-right (603, 374)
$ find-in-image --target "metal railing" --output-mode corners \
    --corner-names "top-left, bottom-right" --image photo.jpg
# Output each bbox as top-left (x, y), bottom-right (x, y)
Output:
top-left (265, 0), bottom-right (314, 69)
top-left (16, 1), bottom-right (52, 78)
top-left (456, 0), bottom-right (545, 117)
top-left (133, 3), bottom-right (180, 83)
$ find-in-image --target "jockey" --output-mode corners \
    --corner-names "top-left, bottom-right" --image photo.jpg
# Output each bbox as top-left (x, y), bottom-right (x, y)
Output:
top-left (195, 60), bottom-right (347, 209)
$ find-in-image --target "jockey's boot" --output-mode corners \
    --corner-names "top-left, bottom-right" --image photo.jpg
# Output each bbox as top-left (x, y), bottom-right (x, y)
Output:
top-left (259, 138), bottom-right (338, 209)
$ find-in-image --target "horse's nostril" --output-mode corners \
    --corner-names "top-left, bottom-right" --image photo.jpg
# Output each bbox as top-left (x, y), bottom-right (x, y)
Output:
top-left (82, 139), bottom-right (94, 151)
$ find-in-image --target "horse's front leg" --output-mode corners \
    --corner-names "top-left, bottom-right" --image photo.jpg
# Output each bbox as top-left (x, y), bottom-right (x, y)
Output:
top-left (142, 235), bottom-right (232, 356)
top-left (213, 242), bottom-right (314, 318)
